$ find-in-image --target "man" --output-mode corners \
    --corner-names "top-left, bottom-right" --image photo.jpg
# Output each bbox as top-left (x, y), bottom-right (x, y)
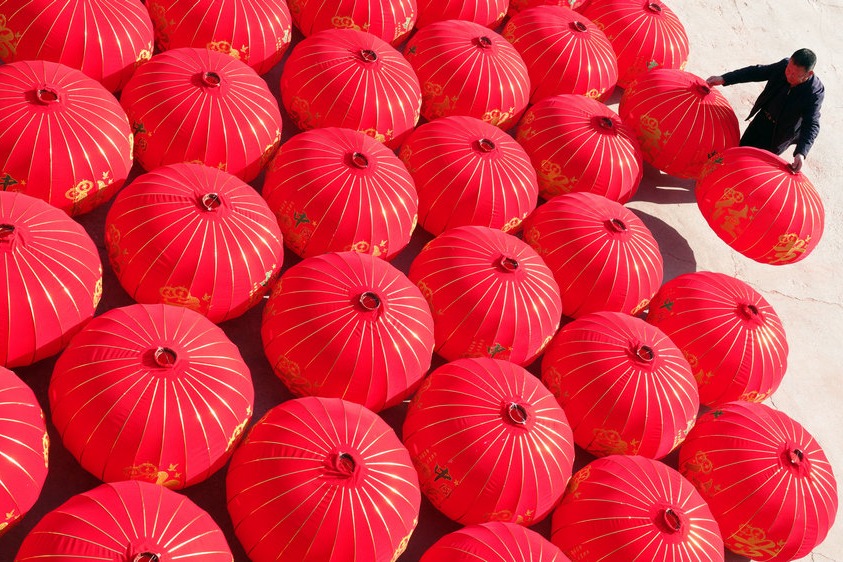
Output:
top-left (707, 48), bottom-right (824, 172)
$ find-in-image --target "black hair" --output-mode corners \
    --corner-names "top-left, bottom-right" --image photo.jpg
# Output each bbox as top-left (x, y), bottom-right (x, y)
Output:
top-left (791, 48), bottom-right (817, 71)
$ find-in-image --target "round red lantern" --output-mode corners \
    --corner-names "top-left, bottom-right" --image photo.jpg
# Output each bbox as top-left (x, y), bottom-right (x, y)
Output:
top-left (522, 192), bottom-right (663, 318)
top-left (399, 115), bottom-right (539, 235)
top-left (646, 271), bottom-right (788, 407)
top-left (619, 68), bottom-right (740, 179)
top-left (105, 163), bottom-right (284, 323)
top-left (0, 192), bottom-right (102, 368)
top-left (146, 0), bottom-right (293, 75)
top-left (679, 402), bottom-right (837, 561)
top-left (0, 0), bottom-right (154, 92)
top-left (696, 146), bottom-right (825, 265)
top-left (288, 0), bottom-right (417, 45)
top-left (515, 94), bottom-right (643, 203)
top-left (263, 128), bottom-right (417, 259)
top-left (227, 396), bottom-right (421, 562)
top-left (421, 521), bottom-right (571, 562)
top-left (121, 47), bottom-right (282, 182)
top-left (404, 20), bottom-right (531, 130)
top-left (408, 225), bottom-right (562, 365)
top-left (281, 28), bottom-right (421, 148)
top-left (508, 0), bottom-right (587, 16)
top-left (502, 6), bottom-right (618, 103)
top-left (0, 60), bottom-right (133, 216)
top-left (261, 251), bottom-right (435, 412)
top-left (49, 303), bottom-right (254, 489)
top-left (403, 358), bottom-right (575, 526)
top-left (416, 0), bottom-right (508, 28)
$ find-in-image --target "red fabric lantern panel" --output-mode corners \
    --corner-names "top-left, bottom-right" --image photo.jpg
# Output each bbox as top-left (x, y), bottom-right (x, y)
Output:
top-left (0, 192), bottom-right (102, 368)
top-left (522, 192), bottom-right (663, 318)
top-left (696, 146), bottom-right (825, 265)
top-left (288, 0), bottom-right (417, 45)
top-left (399, 115), bottom-right (539, 236)
top-left (227, 396), bottom-right (421, 562)
top-left (263, 128), bottom-right (417, 259)
top-left (619, 68), bottom-right (740, 179)
top-left (49, 303), bottom-right (254, 489)
top-left (261, 251), bottom-right (435, 412)
top-left (121, 47), bottom-right (282, 182)
top-left (0, 367), bottom-right (48, 536)
top-left (0, 60), bottom-right (133, 216)
top-left (0, 0), bottom-right (154, 92)
top-left (679, 402), bottom-right (838, 561)
top-left (281, 28), bottom-right (421, 148)
top-left (541, 311), bottom-right (698, 459)
top-left (403, 358), bottom-right (575, 525)
top-left (15, 480), bottom-right (233, 561)
top-left (404, 20), bottom-right (531, 130)
top-left (578, 0), bottom-right (689, 88)
top-left (416, 0), bottom-right (508, 28)
top-left (515, 94), bottom-right (643, 203)
top-left (552, 455), bottom-right (725, 561)
top-left (408, 225), bottom-right (562, 365)
top-left (502, 6), bottom-right (618, 103)
top-left (421, 521), bottom-right (572, 562)
top-left (646, 271), bottom-right (788, 407)
top-left (508, 0), bottom-right (587, 16)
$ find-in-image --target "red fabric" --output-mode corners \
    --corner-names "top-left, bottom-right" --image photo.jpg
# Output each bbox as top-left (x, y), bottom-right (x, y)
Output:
top-left (415, 0), bottom-right (508, 28)
top-left (399, 115), bottom-right (539, 236)
top-left (679, 402), bottom-right (838, 561)
top-left (263, 128), bottom-right (417, 259)
top-left (226, 396), bottom-right (420, 562)
top-left (508, 0), bottom-right (587, 16)
top-left (647, 271), bottom-right (788, 407)
top-left (696, 146), bottom-right (825, 265)
top-left (49, 303), bottom-right (254, 489)
top-left (288, 0), bottom-right (417, 45)
top-left (421, 521), bottom-right (572, 561)
top-left (403, 358), bottom-right (575, 526)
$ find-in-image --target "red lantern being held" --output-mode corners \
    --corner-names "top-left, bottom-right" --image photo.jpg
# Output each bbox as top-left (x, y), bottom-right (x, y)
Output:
top-left (15, 480), bottom-right (233, 561)
top-left (399, 115), bottom-right (539, 236)
top-left (288, 0), bottom-right (417, 45)
top-left (619, 68), bottom-right (740, 179)
top-left (408, 225), bottom-right (562, 365)
top-left (0, 192), bottom-right (102, 368)
top-left (403, 358), bottom-right (575, 526)
top-left (515, 94), bottom-right (643, 203)
top-left (281, 28), bottom-right (421, 148)
top-left (552, 455), bottom-right (725, 561)
top-left (261, 251), bottom-right (435, 412)
top-left (121, 47), bottom-right (282, 182)
top-left (404, 20), bottom-right (531, 130)
top-left (522, 192), bottom-right (663, 319)
top-left (416, 0), bottom-right (508, 28)
top-left (227, 396), bottom-right (421, 562)
top-left (679, 402), bottom-right (838, 561)
top-left (696, 146), bottom-right (825, 265)
top-left (263, 128), bottom-right (417, 259)
top-left (421, 521), bottom-right (571, 562)
top-left (0, 60), bottom-right (133, 216)
top-left (508, 0), bottom-right (587, 16)
top-left (49, 303), bottom-right (254, 489)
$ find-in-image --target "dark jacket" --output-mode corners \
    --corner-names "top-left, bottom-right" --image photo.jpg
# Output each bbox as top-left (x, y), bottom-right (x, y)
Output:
top-left (723, 58), bottom-right (824, 157)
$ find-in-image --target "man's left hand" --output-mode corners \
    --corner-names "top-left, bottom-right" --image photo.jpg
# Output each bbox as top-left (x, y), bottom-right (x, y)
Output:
top-left (791, 153), bottom-right (805, 173)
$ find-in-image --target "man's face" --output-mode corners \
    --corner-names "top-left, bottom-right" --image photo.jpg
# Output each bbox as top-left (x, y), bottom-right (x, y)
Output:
top-left (785, 59), bottom-right (813, 86)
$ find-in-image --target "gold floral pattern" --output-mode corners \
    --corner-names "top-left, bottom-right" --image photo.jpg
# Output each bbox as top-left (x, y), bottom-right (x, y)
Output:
top-left (538, 159), bottom-right (578, 198)
top-left (768, 232), bottom-right (811, 264)
top-left (0, 14), bottom-right (20, 60)
top-left (331, 16), bottom-right (369, 32)
top-left (729, 524), bottom-right (786, 559)
top-left (566, 465), bottom-right (591, 499)
top-left (637, 114), bottom-right (670, 158)
top-left (207, 40), bottom-right (250, 63)
top-left (124, 462), bottom-right (183, 488)
top-left (135, 45), bottom-right (153, 68)
top-left (485, 508), bottom-right (535, 525)
top-left (360, 127), bottom-right (390, 144)
top-left (391, 527), bottom-right (415, 562)
top-left (590, 428), bottom-right (639, 456)
top-left (146, 2), bottom-right (174, 49)
top-left (106, 223), bottom-right (126, 276)
top-left (290, 96), bottom-right (320, 130)
top-left (501, 215), bottom-right (523, 233)
top-left (159, 286), bottom-right (207, 312)
top-left (711, 186), bottom-right (754, 240)
top-left (226, 408), bottom-right (252, 452)
top-left (0, 172), bottom-right (25, 192)
top-left (42, 431), bottom-right (50, 468)
top-left (482, 108), bottom-right (514, 128)
top-left (630, 298), bottom-right (650, 316)
top-left (93, 277), bottom-right (103, 309)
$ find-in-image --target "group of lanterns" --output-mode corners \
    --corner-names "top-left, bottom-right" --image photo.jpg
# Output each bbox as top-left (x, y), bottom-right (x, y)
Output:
top-left (0, 0), bottom-right (836, 561)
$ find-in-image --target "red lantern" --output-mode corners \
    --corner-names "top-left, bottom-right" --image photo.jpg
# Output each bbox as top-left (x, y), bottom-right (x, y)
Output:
top-left (403, 358), bottom-right (575, 525)
top-left (404, 20), bottom-right (531, 130)
top-left (619, 68), bottom-right (740, 179)
top-left (263, 128), bottom-right (417, 259)
top-left (281, 28), bottom-right (421, 148)
top-left (421, 521), bottom-right (571, 562)
top-left (0, 0), bottom-right (154, 92)
top-left (502, 6), bottom-right (617, 103)
top-left (515, 94), bottom-right (643, 203)
top-left (508, 0), bottom-right (587, 16)
top-left (541, 311), bottom-right (698, 459)
top-left (408, 225), bottom-right (562, 365)
top-left (399, 115), bottom-right (539, 236)
top-left (416, 0), bottom-right (508, 28)
top-left (121, 47), bottom-right (282, 182)
top-left (0, 60), bottom-right (133, 216)
top-left (49, 303), bottom-right (254, 489)
top-left (522, 192), bottom-right (663, 319)
top-left (227, 396), bottom-right (421, 562)
top-left (696, 146), bottom-right (825, 265)
top-left (679, 402), bottom-right (838, 561)
top-left (261, 251), bottom-right (435, 412)
top-left (15, 480), bottom-right (233, 561)
top-left (0, 192), bottom-right (102, 368)
top-left (552, 455), bottom-right (725, 561)
top-left (646, 271), bottom-right (788, 407)
top-left (288, 0), bottom-right (417, 45)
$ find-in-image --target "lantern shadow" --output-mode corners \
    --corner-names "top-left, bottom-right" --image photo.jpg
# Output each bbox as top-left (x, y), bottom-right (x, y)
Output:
top-left (633, 162), bottom-right (698, 205)
top-left (628, 208), bottom-right (697, 283)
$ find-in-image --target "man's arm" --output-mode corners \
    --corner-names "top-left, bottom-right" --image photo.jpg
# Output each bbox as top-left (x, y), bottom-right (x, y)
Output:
top-left (794, 83), bottom-right (824, 160)
top-left (714, 59), bottom-right (788, 86)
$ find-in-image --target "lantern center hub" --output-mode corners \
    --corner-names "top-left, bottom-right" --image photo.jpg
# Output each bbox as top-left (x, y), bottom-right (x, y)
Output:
top-left (607, 218), bottom-right (628, 232)
top-left (350, 152), bottom-right (369, 169)
top-left (633, 344), bottom-right (655, 362)
top-left (647, 2), bottom-right (663, 13)
top-left (662, 508), bottom-right (682, 533)
top-left (789, 447), bottom-right (805, 465)
top-left (599, 116), bottom-right (615, 130)
top-left (506, 402), bottom-right (529, 425)
top-left (201, 193), bottom-right (221, 211)
top-left (359, 49), bottom-right (378, 62)
top-left (738, 303), bottom-right (760, 319)
top-left (476, 36), bottom-right (493, 49)
top-left (499, 256), bottom-right (519, 272)
top-left (36, 87), bottom-right (60, 104)
top-left (133, 554), bottom-right (160, 562)
top-left (571, 21), bottom-right (588, 33)
top-left (476, 138), bottom-right (496, 153)
top-left (0, 223), bottom-right (14, 239)
top-left (154, 347), bottom-right (177, 368)
top-left (333, 452), bottom-right (358, 476)
top-left (201, 71), bottom-right (222, 87)
top-left (359, 291), bottom-right (381, 311)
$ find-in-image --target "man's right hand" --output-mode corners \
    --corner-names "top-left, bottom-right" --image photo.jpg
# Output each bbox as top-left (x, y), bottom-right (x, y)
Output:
top-left (706, 76), bottom-right (725, 86)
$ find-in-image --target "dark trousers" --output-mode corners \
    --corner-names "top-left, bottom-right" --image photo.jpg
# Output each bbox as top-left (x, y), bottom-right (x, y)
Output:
top-left (740, 112), bottom-right (782, 155)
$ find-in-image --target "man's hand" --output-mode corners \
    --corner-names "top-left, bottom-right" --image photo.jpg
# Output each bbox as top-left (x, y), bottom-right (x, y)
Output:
top-left (706, 76), bottom-right (725, 87)
top-left (791, 153), bottom-right (805, 173)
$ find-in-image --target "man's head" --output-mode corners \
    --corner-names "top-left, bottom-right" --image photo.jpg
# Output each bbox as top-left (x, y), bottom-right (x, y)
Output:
top-left (786, 48), bottom-right (816, 86)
